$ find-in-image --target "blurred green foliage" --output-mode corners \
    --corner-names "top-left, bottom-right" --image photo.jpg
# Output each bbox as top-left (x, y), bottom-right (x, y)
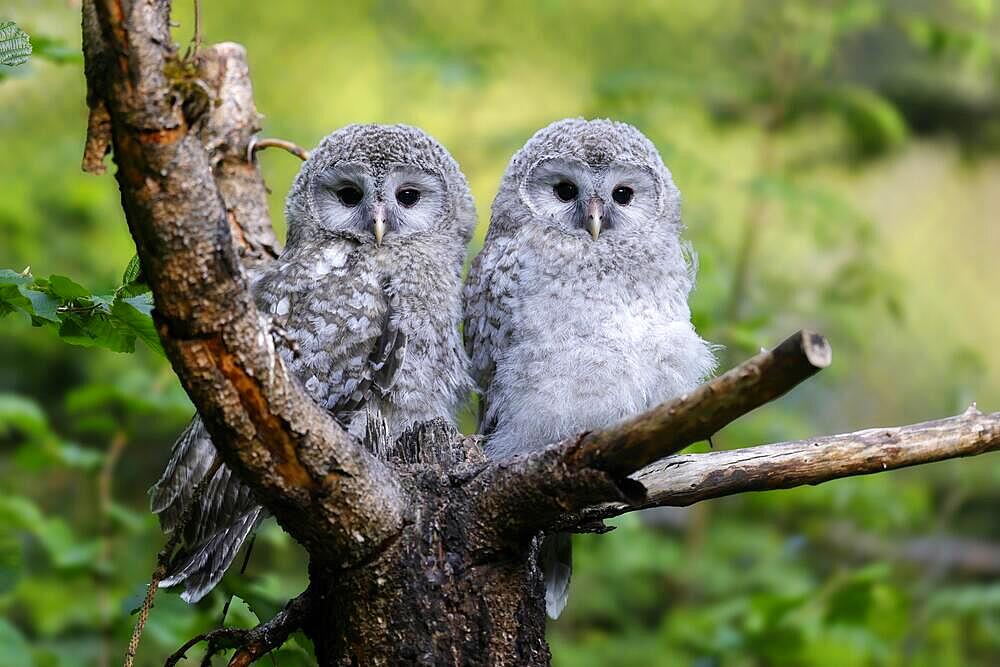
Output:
top-left (2, 0), bottom-right (999, 665)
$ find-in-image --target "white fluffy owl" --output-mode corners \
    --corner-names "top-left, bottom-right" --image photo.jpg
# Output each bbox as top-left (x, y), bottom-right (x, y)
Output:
top-left (464, 118), bottom-right (716, 618)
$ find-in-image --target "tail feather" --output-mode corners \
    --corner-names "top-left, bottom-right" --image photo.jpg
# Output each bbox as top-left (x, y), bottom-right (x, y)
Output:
top-left (150, 416), bottom-right (265, 603)
top-left (150, 419), bottom-right (217, 529)
top-left (160, 507), bottom-right (263, 603)
top-left (541, 532), bottom-right (572, 619)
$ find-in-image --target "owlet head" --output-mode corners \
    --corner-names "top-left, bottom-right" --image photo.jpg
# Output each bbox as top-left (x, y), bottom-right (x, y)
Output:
top-left (285, 124), bottom-right (475, 248)
top-left (495, 118), bottom-right (681, 242)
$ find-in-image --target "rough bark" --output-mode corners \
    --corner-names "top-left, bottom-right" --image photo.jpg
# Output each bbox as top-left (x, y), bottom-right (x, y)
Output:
top-left (305, 421), bottom-right (551, 665)
top-left (195, 42), bottom-right (282, 267)
top-left (77, 3), bottom-right (1000, 665)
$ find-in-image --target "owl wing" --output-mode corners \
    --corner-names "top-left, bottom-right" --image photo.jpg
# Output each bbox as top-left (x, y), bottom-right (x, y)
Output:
top-left (463, 233), bottom-right (517, 435)
top-left (151, 243), bottom-right (401, 602)
top-left (265, 246), bottom-right (399, 428)
top-left (149, 417), bottom-right (264, 603)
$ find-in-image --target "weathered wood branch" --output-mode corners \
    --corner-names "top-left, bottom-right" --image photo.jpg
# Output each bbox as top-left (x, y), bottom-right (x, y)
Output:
top-left (560, 405), bottom-right (1000, 527)
top-left (634, 405), bottom-right (1000, 507)
top-left (478, 330), bottom-right (832, 540)
top-left (81, 0), bottom-right (403, 562)
top-left (195, 42), bottom-right (282, 267)
top-left (580, 329), bottom-right (832, 476)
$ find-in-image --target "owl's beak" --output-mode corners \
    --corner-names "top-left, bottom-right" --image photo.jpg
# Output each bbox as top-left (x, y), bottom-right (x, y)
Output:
top-left (372, 202), bottom-right (387, 246)
top-left (587, 197), bottom-right (603, 240)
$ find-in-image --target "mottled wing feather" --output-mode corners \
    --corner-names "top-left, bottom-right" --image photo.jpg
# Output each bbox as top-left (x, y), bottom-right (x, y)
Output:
top-left (332, 285), bottom-right (406, 413)
top-left (149, 417), bottom-right (215, 532)
top-left (160, 504), bottom-right (263, 603)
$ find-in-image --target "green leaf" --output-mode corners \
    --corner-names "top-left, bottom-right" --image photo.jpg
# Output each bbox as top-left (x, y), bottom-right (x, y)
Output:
top-left (111, 295), bottom-right (164, 356)
top-left (55, 318), bottom-right (97, 348)
top-left (58, 315), bottom-right (136, 353)
top-left (121, 254), bottom-right (142, 286)
top-left (18, 287), bottom-right (60, 323)
top-left (0, 21), bottom-right (32, 68)
top-left (0, 269), bottom-right (31, 286)
top-left (47, 275), bottom-right (90, 300)
top-left (84, 316), bottom-right (137, 353)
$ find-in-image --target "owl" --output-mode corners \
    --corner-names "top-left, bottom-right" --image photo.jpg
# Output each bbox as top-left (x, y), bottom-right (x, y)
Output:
top-left (463, 118), bottom-right (716, 618)
top-left (151, 124), bottom-right (476, 602)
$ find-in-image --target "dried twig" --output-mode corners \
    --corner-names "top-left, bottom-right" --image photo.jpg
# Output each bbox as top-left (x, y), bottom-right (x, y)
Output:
top-left (164, 588), bottom-right (311, 667)
top-left (248, 137), bottom-right (310, 162)
top-left (551, 404), bottom-right (1000, 529)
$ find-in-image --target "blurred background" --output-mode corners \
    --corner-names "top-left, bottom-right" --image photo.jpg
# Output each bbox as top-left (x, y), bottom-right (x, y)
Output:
top-left (2, 0), bottom-right (1000, 665)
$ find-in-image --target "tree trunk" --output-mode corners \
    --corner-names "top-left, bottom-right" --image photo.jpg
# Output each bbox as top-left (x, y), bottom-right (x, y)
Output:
top-left (306, 424), bottom-right (550, 666)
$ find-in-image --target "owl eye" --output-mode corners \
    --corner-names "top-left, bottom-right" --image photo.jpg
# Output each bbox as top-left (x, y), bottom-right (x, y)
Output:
top-left (336, 186), bottom-right (364, 208)
top-left (612, 185), bottom-right (634, 206)
top-left (396, 188), bottom-right (421, 208)
top-left (553, 181), bottom-right (578, 202)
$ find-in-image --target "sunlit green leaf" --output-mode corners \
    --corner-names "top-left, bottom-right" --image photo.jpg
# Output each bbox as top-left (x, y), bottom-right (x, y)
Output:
top-left (121, 254), bottom-right (142, 287)
top-left (19, 287), bottom-right (60, 323)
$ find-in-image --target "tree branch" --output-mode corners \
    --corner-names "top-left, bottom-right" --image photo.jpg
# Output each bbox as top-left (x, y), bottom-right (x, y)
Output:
top-left (249, 137), bottom-right (310, 162)
top-left (561, 405), bottom-right (1000, 527)
top-left (476, 330), bottom-right (832, 542)
top-left (195, 42), bottom-right (282, 267)
top-left (636, 404), bottom-right (1000, 506)
top-left (164, 588), bottom-right (311, 667)
top-left (80, 0), bottom-right (403, 561)
top-left (575, 329), bottom-right (832, 477)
